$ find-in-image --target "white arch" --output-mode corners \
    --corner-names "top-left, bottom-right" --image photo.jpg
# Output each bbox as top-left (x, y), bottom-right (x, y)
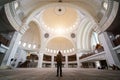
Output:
top-left (76, 16), bottom-right (96, 51)
top-left (19, 20), bottom-right (42, 51)
top-left (76, 18), bottom-right (89, 49)
top-left (44, 36), bottom-right (76, 56)
top-left (80, 20), bottom-right (90, 49)
top-left (82, 21), bottom-right (90, 49)
top-left (45, 35), bottom-right (76, 49)
top-left (85, 23), bottom-right (95, 50)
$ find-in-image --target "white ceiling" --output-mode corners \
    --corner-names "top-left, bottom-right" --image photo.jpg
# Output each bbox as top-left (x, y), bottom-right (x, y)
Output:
top-left (13, 0), bottom-right (111, 55)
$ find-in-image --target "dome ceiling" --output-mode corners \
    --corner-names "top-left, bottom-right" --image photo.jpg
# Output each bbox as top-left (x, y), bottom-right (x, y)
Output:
top-left (18, 1), bottom-right (98, 53)
top-left (6, 0), bottom-right (112, 33)
top-left (41, 6), bottom-right (79, 29)
top-left (6, 0), bottom-right (115, 54)
top-left (20, 21), bottom-right (41, 50)
top-left (47, 37), bottom-right (74, 50)
top-left (19, 0), bottom-right (107, 22)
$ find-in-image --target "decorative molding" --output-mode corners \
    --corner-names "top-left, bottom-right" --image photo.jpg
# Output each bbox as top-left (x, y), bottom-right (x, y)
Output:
top-left (44, 33), bottom-right (49, 38)
top-left (71, 33), bottom-right (75, 38)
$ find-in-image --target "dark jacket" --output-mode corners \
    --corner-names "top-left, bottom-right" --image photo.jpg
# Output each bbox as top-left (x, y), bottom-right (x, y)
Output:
top-left (56, 53), bottom-right (62, 63)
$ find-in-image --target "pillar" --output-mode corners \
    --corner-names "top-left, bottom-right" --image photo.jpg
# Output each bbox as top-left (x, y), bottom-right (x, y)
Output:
top-left (1, 31), bottom-right (22, 66)
top-left (65, 55), bottom-right (68, 68)
top-left (76, 53), bottom-right (81, 68)
top-left (99, 32), bottom-right (120, 67)
top-left (37, 53), bottom-right (43, 68)
top-left (95, 61), bottom-right (101, 68)
top-left (51, 54), bottom-right (54, 68)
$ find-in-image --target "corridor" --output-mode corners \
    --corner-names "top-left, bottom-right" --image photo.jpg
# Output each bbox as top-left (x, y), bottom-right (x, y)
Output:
top-left (0, 68), bottom-right (120, 80)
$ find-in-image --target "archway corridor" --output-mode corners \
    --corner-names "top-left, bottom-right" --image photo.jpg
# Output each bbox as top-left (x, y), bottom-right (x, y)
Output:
top-left (0, 68), bottom-right (120, 80)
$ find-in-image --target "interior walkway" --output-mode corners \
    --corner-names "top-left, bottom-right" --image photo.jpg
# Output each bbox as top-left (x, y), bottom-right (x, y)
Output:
top-left (0, 68), bottom-right (120, 80)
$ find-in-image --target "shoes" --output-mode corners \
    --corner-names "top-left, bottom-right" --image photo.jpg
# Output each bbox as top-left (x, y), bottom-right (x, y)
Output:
top-left (56, 75), bottom-right (63, 77)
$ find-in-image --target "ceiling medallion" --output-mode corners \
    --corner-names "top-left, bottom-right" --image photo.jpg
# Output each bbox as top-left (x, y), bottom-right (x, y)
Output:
top-left (55, 6), bottom-right (66, 15)
top-left (71, 33), bottom-right (76, 38)
top-left (44, 33), bottom-right (49, 38)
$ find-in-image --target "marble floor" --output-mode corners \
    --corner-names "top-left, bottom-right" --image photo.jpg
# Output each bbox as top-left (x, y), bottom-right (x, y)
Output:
top-left (0, 68), bottom-right (120, 80)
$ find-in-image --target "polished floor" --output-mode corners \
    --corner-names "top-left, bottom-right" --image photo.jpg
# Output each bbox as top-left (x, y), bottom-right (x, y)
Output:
top-left (0, 68), bottom-right (120, 80)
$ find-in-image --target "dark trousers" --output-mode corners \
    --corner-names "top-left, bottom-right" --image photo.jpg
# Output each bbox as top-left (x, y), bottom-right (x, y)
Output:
top-left (57, 62), bottom-right (62, 76)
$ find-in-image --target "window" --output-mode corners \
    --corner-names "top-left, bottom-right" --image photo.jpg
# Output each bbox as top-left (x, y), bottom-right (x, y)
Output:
top-left (103, 2), bottom-right (108, 10)
top-left (23, 43), bottom-right (26, 47)
top-left (70, 49), bottom-right (72, 52)
top-left (91, 32), bottom-right (99, 50)
top-left (50, 49), bottom-right (53, 53)
top-left (54, 50), bottom-right (56, 53)
top-left (33, 45), bottom-right (36, 49)
top-left (14, 1), bottom-right (19, 10)
top-left (67, 50), bottom-right (69, 53)
top-left (72, 48), bottom-right (74, 51)
top-left (28, 44), bottom-right (31, 48)
top-left (64, 50), bottom-right (66, 53)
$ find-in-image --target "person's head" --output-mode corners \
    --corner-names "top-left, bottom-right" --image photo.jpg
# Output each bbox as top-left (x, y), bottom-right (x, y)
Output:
top-left (58, 51), bottom-right (61, 55)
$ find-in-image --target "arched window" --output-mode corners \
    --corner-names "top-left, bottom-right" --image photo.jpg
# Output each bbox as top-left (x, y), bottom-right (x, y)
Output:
top-left (14, 1), bottom-right (19, 10)
top-left (33, 44), bottom-right (36, 49)
top-left (23, 43), bottom-right (26, 47)
top-left (28, 44), bottom-right (31, 48)
top-left (103, 1), bottom-right (108, 10)
top-left (91, 32), bottom-right (99, 50)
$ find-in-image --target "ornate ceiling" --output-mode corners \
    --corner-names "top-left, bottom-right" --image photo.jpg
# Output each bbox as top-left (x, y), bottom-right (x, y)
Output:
top-left (42, 6), bottom-right (78, 29)
top-left (4, 0), bottom-right (119, 55)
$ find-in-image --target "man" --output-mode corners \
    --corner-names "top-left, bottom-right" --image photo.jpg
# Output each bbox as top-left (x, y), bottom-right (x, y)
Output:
top-left (56, 51), bottom-right (63, 77)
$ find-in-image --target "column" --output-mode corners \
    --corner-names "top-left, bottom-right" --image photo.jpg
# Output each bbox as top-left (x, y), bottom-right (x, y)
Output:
top-left (99, 32), bottom-right (120, 67)
top-left (51, 54), bottom-right (54, 68)
top-left (76, 53), bottom-right (80, 68)
top-left (1, 31), bottom-right (22, 66)
top-left (65, 55), bottom-right (68, 68)
top-left (95, 61), bottom-right (101, 68)
top-left (37, 53), bottom-right (43, 68)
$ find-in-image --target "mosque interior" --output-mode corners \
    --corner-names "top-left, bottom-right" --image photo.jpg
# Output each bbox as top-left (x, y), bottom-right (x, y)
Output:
top-left (0, 0), bottom-right (120, 69)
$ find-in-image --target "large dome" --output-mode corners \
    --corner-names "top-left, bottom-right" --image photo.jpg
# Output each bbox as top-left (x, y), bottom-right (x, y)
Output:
top-left (4, 0), bottom-right (117, 55)
top-left (41, 5), bottom-right (79, 30)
